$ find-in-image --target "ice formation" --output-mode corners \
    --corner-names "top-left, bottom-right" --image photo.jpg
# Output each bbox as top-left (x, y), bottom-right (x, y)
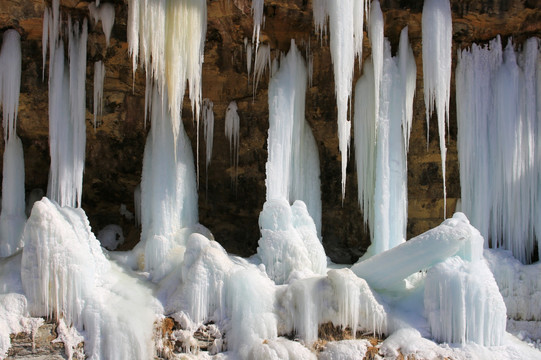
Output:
top-left (93, 60), bottom-right (105, 128)
top-left (265, 40), bottom-right (322, 235)
top-left (0, 30), bottom-right (26, 257)
top-left (457, 36), bottom-right (541, 263)
top-left (245, 37), bottom-right (253, 80)
top-left (225, 101), bottom-right (240, 184)
top-left (352, 213), bottom-right (484, 291)
top-left (202, 98), bottom-right (214, 181)
top-left (253, 43), bottom-right (271, 95)
top-left (88, 1), bottom-right (115, 47)
top-left (425, 256), bottom-right (506, 346)
top-left (127, 0), bottom-right (206, 134)
top-left (138, 86), bottom-right (198, 276)
top-left (355, 22), bottom-right (416, 255)
top-left (251, 0), bottom-right (264, 50)
top-left (312, 0), bottom-right (365, 198)
top-left (0, 30), bottom-right (21, 140)
top-left (21, 198), bottom-right (161, 359)
top-left (422, 0), bottom-right (452, 217)
top-left (485, 249), bottom-right (541, 322)
top-left (45, 9), bottom-right (88, 208)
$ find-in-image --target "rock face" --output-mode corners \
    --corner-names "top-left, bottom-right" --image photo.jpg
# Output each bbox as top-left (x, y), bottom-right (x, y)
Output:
top-left (0, 0), bottom-right (539, 263)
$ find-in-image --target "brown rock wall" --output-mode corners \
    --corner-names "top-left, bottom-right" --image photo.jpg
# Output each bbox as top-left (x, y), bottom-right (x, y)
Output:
top-left (0, 0), bottom-right (540, 262)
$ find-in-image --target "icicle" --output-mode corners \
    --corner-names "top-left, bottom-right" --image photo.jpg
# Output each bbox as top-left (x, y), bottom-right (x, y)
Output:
top-left (93, 61), bottom-right (105, 129)
top-left (398, 27), bottom-right (416, 152)
top-left (253, 43), bottom-right (271, 96)
top-left (225, 101), bottom-right (240, 185)
top-left (47, 17), bottom-right (88, 208)
top-left (422, 0), bottom-right (452, 218)
top-left (306, 39), bottom-right (314, 88)
top-left (251, 0), bottom-right (264, 52)
top-left (202, 98), bottom-right (214, 191)
top-left (134, 183), bottom-right (141, 227)
top-left (0, 30), bottom-right (21, 141)
top-left (42, 8), bottom-right (49, 81)
top-left (355, 22), bottom-right (415, 255)
top-left (311, 0), bottom-right (365, 199)
top-left (245, 38), bottom-right (252, 81)
top-left (88, 2), bottom-right (115, 47)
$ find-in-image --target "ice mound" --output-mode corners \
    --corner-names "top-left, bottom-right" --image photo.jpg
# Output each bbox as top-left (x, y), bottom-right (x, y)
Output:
top-left (351, 212), bottom-right (483, 291)
top-left (257, 198), bottom-right (326, 285)
top-left (485, 249), bottom-right (541, 321)
top-left (318, 339), bottom-right (372, 360)
top-left (278, 268), bottom-right (387, 345)
top-left (97, 224), bottom-right (124, 250)
top-left (425, 256), bottom-right (506, 346)
top-left (21, 198), bottom-right (162, 359)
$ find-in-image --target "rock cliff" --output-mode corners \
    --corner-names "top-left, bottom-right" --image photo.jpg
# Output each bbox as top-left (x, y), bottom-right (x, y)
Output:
top-left (0, 0), bottom-right (540, 262)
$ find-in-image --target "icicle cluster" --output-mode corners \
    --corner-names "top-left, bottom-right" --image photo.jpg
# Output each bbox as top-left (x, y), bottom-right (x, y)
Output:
top-left (88, 2), bottom-right (115, 47)
top-left (312, 0), bottom-right (366, 198)
top-left (93, 61), bottom-right (105, 129)
top-left (0, 30), bottom-right (26, 257)
top-left (253, 43), bottom-right (271, 95)
top-left (44, 2), bottom-right (88, 208)
top-left (127, 0), bottom-right (207, 136)
top-left (422, 0), bottom-right (452, 218)
top-left (225, 101), bottom-right (240, 184)
top-left (355, 17), bottom-right (416, 255)
top-left (456, 36), bottom-right (541, 263)
top-left (251, 0), bottom-right (264, 50)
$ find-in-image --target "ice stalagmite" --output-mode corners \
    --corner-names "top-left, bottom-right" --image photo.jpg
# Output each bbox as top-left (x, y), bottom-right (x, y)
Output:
top-left (422, 0), bottom-right (452, 218)
top-left (0, 30), bottom-right (26, 257)
top-left (258, 40), bottom-right (325, 284)
top-left (93, 60), bottom-right (105, 128)
top-left (355, 24), bottom-right (415, 255)
top-left (457, 37), bottom-right (541, 263)
top-left (46, 16), bottom-right (88, 208)
top-left (312, 0), bottom-right (365, 198)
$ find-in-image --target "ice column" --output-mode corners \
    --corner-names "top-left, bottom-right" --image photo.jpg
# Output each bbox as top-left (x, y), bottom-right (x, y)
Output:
top-left (0, 30), bottom-right (26, 257)
top-left (354, 26), bottom-right (416, 255)
top-left (457, 37), bottom-right (540, 263)
top-left (422, 0), bottom-right (452, 217)
top-left (140, 86), bottom-right (198, 274)
top-left (46, 16), bottom-right (88, 208)
top-left (312, 0), bottom-right (365, 198)
top-left (266, 40), bottom-right (322, 235)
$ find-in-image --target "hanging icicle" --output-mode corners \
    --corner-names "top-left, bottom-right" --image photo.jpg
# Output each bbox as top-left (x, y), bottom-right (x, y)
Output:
top-left (225, 101), bottom-right (240, 186)
top-left (422, 0), bottom-right (452, 218)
